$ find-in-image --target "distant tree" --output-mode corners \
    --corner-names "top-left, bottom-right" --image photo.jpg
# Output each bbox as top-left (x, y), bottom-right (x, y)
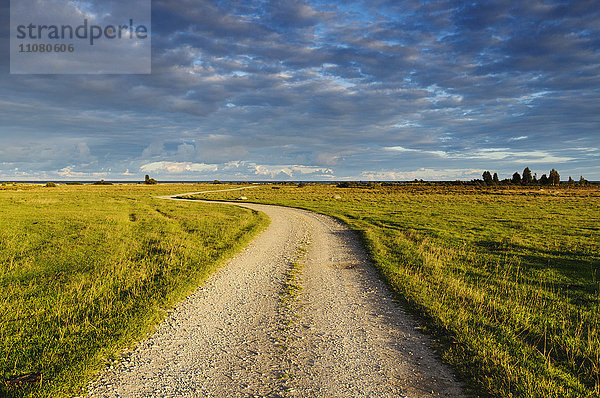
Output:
top-left (533, 173), bottom-right (538, 183)
top-left (540, 174), bottom-right (549, 185)
top-left (579, 176), bottom-right (588, 186)
top-left (522, 167), bottom-right (533, 184)
top-left (492, 172), bottom-right (499, 184)
top-left (549, 169), bottom-right (560, 186)
top-left (568, 176), bottom-right (575, 186)
top-left (213, 179), bottom-right (222, 184)
top-left (512, 172), bottom-right (522, 185)
top-left (482, 171), bottom-right (493, 185)
top-left (45, 182), bottom-right (57, 187)
top-left (144, 174), bottom-right (158, 185)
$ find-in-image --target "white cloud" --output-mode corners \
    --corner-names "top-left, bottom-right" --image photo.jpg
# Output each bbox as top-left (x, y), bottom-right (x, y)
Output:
top-left (140, 161), bottom-right (218, 174)
top-left (360, 168), bottom-right (482, 181)
top-left (252, 164), bottom-right (334, 179)
top-left (141, 142), bottom-right (165, 159)
top-left (384, 146), bottom-right (575, 163)
top-left (75, 142), bottom-right (92, 161)
top-left (392, 121), bottom-right (421, 128)
top-left (177, 143), bottom-right (196, 160)
top-left (210, 160), bottom-right (335, 179)
top-left (466, 149), bottom-right (575, 163)
top-left (384, 146), bottom-right (449, 158)
top-left (57, 166), bottom-right (105, 178)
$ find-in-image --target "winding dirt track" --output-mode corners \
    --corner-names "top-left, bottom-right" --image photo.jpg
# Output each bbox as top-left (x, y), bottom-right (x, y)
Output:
top-left (87, 190), bottom-right (465, 397)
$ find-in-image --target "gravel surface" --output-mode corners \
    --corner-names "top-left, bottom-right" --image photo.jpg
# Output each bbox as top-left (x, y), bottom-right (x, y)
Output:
top-left (87, 192), bottom-right (466, 397)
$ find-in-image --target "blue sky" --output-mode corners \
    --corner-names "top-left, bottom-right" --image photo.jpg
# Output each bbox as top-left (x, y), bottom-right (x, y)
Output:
top-left (1, 0), bottom-right (599, 181)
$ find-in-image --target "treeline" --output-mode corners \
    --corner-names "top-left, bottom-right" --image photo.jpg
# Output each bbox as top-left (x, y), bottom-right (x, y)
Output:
top-left (480, 168), bottom-right (590, 186)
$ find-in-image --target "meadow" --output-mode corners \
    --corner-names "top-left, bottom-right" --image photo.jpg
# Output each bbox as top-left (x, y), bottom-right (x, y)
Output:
top-left (187, 183), bottom-right (600, 398)
top-left (0, 183), bottom-right (268, 397)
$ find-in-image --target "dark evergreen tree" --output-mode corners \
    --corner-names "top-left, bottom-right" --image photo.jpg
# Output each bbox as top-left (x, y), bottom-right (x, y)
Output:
top-left (482, 171), bottom-right (493, 184)
top-left (512, 172), bottom-right (521, 185)
top-left (579, 176), bottom-right (588, 186)
top-left (549, 169), bottom-right (560, 186)
top-left (493, 172), bottom-right (499, 184)
top-left (522, 167), bottom-right (533, 184)
top-left (540, 174), bottom-right (549, 185)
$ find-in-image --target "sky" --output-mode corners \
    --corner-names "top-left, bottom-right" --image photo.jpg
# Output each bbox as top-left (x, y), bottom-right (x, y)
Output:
top-left (1, 0), bottom-right (599, 181)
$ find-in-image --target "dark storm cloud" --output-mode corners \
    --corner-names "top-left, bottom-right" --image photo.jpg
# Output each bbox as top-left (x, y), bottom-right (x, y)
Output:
top-left (0, 0), bottom-right (599, 180)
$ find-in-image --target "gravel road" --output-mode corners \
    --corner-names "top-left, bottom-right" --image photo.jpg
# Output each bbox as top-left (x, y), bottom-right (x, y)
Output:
top-left (87, 192), bottom-right (465, 397)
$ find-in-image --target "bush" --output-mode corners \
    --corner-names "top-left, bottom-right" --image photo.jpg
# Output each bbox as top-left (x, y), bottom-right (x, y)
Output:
top-left (144, 175), bottom-right (158, 185)
top-left (93, 180), bottom-right (112, 185)
top-left (44, 182), bottom-right (57, 187)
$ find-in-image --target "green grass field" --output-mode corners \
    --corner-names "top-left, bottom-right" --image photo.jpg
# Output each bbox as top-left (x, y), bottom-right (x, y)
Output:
top-left (187, 183), bottom-right (600, 397)
top-left (0, 183), bottom-right (268, 397)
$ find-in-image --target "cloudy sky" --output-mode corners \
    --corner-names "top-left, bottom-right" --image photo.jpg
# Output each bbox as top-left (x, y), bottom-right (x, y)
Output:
top-left (1, 0), bottom-right (599, 181)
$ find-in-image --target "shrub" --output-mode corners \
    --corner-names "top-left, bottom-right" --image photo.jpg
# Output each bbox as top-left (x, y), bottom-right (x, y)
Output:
top-left (44, 182), bottom-right (57, 187)
top-left (93, 180), bottom-right (112, 185)
top-left (144, 175), bottom-right (158, 185)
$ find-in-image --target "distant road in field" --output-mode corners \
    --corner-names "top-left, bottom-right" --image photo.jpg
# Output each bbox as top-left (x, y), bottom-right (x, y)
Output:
top-left (155, 185), bottom-right (261, 200)
top-left (88, 187), bottom-right (465, 397)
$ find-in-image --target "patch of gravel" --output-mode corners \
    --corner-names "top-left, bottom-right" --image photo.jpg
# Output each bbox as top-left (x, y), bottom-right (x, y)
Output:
top-left (87, 195), bottom-right (466, 397)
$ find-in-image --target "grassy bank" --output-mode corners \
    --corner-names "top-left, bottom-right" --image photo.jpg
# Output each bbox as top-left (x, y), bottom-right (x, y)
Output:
top-left (188, 183), bottom-right (600, 397)
top-left (0, 183), bottom-right (268, 397)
